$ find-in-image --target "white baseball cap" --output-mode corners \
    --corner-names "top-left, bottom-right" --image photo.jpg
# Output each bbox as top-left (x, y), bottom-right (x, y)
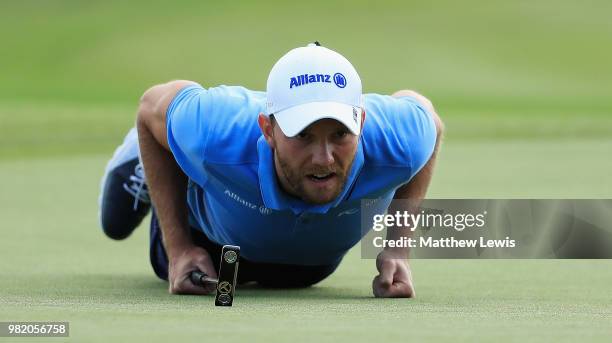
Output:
top-left (266, 43), bottom-right (363, 137)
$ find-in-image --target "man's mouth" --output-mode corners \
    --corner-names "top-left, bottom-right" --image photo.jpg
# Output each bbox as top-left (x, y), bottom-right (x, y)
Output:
top-left (307, 172), bottom-right (337, 183)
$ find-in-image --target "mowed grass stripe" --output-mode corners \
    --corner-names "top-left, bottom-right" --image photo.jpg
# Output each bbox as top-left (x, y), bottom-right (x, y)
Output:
top-left (2, 103), bottom-right (612, 159)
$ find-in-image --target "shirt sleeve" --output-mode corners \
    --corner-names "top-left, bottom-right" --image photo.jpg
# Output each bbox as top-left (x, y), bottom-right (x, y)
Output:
top-left (362, 94), bottom-right (437, 180)
top-left (166, 84), bottom-right (211, 186)
top-left (166, 84), bottom-right (265, 187)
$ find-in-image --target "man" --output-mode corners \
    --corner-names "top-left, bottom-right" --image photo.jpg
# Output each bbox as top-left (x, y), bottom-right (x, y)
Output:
top-left (99, 42), bottom-right (443, 297)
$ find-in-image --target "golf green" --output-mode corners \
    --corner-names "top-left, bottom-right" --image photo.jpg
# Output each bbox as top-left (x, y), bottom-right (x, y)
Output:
top-left (1, 141), bottom-right (610, 342)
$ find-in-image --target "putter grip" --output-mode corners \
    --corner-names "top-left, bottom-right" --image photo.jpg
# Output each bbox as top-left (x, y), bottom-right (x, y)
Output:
top-left (190, 271), bottom-right (206, 286)
top-left (190, 270), bottom-right (218, 286)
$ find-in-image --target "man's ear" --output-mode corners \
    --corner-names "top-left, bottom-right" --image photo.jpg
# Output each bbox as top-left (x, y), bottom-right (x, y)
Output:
top-left (361, 109), bottom-right (366, 127)
top-left (258, 113), bottom-right (276, 148)
top-left (359, 109), bottom-right (366, 135)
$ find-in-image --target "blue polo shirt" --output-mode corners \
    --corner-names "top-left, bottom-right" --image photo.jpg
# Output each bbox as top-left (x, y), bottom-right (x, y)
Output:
top-left (167, 84), bottom-right (436, 265)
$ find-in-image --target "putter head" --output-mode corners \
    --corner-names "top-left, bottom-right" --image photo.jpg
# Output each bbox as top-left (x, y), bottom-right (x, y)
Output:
top-left (215, 245), bottom-right (240, 306)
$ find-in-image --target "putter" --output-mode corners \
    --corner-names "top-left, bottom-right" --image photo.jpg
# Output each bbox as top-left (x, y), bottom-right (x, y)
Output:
top-left (189, 245), bottom-right (240, 306)
top-left (190, 270), bottom-right (218, 286)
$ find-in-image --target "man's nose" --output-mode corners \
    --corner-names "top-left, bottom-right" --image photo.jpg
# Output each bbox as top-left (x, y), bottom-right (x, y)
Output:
top-left (311, 141), bottom-right (334, 167)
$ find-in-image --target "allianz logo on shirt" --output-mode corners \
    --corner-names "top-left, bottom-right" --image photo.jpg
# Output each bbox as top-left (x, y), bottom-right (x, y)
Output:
top-left (289, 72), bottom-right (347, 89)
top-left (337, 208), bottom-right (359, 217)
top-left (224, 189), bottom-right (272, 215)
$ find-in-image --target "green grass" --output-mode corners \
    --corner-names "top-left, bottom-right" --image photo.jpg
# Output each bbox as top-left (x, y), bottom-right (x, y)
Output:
top-left (0, 0), bottom-right (611, 342)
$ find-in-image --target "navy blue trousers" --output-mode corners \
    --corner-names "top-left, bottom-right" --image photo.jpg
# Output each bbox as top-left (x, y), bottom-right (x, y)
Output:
top-left (149, 211), bottom-right (341, 288)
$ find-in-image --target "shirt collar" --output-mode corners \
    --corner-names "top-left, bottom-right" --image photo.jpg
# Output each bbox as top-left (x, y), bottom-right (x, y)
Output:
top-left (257, 136), bottom-right (364, 215)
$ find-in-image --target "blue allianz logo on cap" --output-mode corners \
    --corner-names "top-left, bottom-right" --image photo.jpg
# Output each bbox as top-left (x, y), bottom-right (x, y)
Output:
top-left (333, 73), bottom-right (347, 88)
top-left (289, 72), bottom-right (347, 89)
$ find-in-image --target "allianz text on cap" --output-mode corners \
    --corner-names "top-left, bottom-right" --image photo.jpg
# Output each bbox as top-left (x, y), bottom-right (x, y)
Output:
top-left (266, 43), bottom-right (363, 137)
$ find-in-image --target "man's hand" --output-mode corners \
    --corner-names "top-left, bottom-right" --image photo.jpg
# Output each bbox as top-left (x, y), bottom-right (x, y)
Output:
top-left (168, 245), bottom-right (218, 295)
top-left (372, 250), bottom-right (415, 298)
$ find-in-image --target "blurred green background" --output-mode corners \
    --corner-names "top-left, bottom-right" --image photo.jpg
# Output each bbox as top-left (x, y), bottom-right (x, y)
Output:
top-left (1, 1), bottom-right (611, 342)
top-left (2, 0), bottom-right (612, 160)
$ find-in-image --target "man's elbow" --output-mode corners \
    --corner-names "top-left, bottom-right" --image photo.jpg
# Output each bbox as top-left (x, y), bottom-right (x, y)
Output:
top-left (138, 80), bottom-right (195, 120)
top-left (138, 83), bottom-right (169, 119)
top-left (431, 110), bottom-right (444, 142)
top-left (137, 80), bottom-right (196, 149)
top-left (137, 84), bottom-right (160, 126)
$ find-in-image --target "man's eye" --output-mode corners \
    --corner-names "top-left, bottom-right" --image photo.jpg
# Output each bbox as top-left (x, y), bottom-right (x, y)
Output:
top-left (336, 130), bottom-right (349, 138)
top-left (296, 132), bottom-right (310, 139)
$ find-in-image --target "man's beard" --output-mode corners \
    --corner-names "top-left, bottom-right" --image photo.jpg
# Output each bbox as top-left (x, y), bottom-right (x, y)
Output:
top-left (275, 152), bottom-right (355, 205)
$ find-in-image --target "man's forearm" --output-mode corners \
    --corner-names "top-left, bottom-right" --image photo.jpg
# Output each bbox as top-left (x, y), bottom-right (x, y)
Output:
top-left (386, 90), bottom-right (443, 258)
top-left (386, 153), bottom-right (437, 258)
top-left (137, 112), bottom-right (192, 260)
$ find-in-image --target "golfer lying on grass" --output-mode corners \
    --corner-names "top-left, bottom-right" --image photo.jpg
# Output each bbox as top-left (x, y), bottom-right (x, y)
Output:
top-left (98, 43), bottom-right (443, 297)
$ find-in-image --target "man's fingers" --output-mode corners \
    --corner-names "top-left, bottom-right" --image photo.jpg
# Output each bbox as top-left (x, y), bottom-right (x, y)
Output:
top-left (195, 258), bottom-right (218, 280)
top-left (386, 281), bottom-right (414, 298)
top-left (372, 259), bottom-right (396, 297)
top-left (373, 278), bottom-right (414, 298)
top-left (378, 259), bottom-right (394, 287)
top-left (372, 278), bottom-right (398, 298)
top-left (372, 275), bottom-right (394, 298)
top-left (372, 276), bottom-right (386, 297)
top-left (171, 272), bottom-right (215, 295)
top-left (168, 246), bottom-right (218, 295)
top-left (192, 258), bottom-right (218, 291)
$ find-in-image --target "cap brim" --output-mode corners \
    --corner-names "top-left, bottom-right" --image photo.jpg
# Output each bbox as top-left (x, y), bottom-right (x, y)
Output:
top-left (272, 101), bottom-right (361, 137)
